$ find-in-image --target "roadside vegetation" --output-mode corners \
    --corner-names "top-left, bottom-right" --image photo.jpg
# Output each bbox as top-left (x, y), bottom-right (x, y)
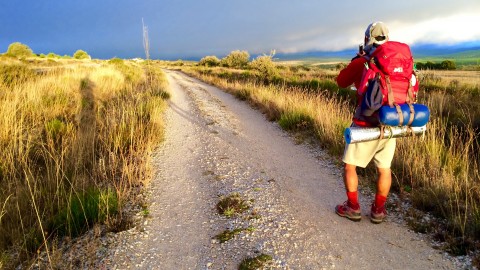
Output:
top-left (0, 43), bottom-right (169, 268)
top-left (238, 253), bottom-right (273, 270)
top-left (177, 50), bottom-right (480, 263)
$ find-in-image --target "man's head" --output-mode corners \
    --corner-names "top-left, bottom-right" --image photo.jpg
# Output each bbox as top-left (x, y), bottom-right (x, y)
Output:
top-left (364, 22), bottom-right (389, 51)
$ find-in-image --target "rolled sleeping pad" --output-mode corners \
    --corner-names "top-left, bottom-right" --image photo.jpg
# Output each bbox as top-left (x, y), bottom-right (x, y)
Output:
top-left (378, 103), bottom-right (430, 127)
top-left (344, 125), bottom-right (427, 144)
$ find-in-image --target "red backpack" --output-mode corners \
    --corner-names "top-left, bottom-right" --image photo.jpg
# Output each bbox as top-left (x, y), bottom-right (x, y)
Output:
top-left (356, 41), bottom-right (419, 126)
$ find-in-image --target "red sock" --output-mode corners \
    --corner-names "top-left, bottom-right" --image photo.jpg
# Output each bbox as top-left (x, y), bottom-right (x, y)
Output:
top-left (347, 191), bottom-right (360, 210)
top-left (375, 194), bottom-right (387, 208)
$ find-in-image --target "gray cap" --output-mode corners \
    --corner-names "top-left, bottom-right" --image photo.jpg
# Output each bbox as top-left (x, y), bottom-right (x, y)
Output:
top-left (365, 22), bottom-right (389, 46)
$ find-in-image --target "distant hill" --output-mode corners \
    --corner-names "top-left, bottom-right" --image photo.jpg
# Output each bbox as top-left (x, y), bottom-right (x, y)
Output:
top-left (274, 50), bottom-right (352, 61)
top-left (274, 42), bottom-right (480, 65)
top-left (412, 46), bottom-right (480, 65)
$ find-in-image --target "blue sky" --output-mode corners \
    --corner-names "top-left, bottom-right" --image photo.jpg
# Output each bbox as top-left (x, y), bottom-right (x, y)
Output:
top-left (1, 1), bottom-right (480, 60)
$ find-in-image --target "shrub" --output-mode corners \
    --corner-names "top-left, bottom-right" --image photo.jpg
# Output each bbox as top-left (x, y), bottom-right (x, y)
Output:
top-left (441, 60), bottom-right (456, 70)
top-left (108, 57), bottom-right (124, 65)
top-left (249, 52), bottom-right (278, 81)
top-left (5, 42), bottom-right (34, 58)
top-left (46, 52), bottom-right (60, 59)
top-left (73, 50), bottom-right (91, 60)
top-left (198, 55), bottom-right (220, 67)
top-left (220, 50), bottom-right (250, 68)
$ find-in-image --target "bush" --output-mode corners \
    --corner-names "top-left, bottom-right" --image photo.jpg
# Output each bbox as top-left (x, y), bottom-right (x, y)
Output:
top-left (46, 52), bottom-right (60, 59)
top-left (249, 52), bottom-right (278, 81)
top-left (108, 57), bottom-right (124, 65)
top-left (73, 49), bottom-right (91, 60)
top-left (198, 55), bottom-right (220, 67)
top-left (441, 60), bottom-right (456, 70)
top-left (6, 42), bottom-right (34, 58)
top-left (220, 50), bottom-right (250, 68)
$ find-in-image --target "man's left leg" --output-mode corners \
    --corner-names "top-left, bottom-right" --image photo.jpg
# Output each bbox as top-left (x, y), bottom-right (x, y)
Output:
top-left (371, 167), bottom-right (391, 223)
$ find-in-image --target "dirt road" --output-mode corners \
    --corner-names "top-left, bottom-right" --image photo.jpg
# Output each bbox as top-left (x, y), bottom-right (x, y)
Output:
top-left (109, 70), bottom-right (457, 269)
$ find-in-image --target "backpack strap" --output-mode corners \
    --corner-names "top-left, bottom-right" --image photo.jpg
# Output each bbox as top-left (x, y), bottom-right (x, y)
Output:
top-left (405, 76), bottom-right (416, 126)
top-left (406, 71), bottom-right (417, 104)
top-left (385, 75), bottom-right (404, 126)
top-left (379, 125), bottom-right (395, 140)
top-left (384, 75), bottom-right (396, 107)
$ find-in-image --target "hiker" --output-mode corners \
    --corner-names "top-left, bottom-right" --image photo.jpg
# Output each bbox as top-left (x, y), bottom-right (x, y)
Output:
top-left (335, 22), bottom-right (397, 223)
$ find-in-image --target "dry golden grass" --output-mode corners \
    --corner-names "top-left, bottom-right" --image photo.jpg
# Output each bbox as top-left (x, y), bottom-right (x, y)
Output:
top-left (0, 58), bottom-right (168, 267)
top-left (420, 70), bottom-right (480, 86)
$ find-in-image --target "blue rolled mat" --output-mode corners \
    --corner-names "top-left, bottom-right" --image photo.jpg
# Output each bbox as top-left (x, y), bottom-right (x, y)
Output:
top-left (378, 104), bottom-right (430, 127)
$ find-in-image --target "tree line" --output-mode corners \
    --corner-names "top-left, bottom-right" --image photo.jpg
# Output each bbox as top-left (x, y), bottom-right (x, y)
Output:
top-left (415, 60), bottom-right (456, 70)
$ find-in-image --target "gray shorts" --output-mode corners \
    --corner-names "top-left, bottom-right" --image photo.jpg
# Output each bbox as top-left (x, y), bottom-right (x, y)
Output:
top-left (342, 137), bottom-right (396, 168)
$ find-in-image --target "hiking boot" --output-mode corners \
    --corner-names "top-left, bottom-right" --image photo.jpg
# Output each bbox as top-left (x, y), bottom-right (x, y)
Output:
top-left (370, 203), bottom-right (387, 224)
top-left (335, 201), bottom-right (361, 221)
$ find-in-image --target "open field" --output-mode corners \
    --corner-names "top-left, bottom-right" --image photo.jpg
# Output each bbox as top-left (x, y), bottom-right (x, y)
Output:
top-left (419, 70), bottom-right (480, 86)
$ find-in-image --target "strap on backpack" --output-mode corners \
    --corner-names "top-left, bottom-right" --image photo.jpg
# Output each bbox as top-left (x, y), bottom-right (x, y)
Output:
top-left (379, 125), bottom-right (394, 140)
top-left (405, 79), bottom-right (415, 126)
top-left (385, 75), bottom-right (404, 126)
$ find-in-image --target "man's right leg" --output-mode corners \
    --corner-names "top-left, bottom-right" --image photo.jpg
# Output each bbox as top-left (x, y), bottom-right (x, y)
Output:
top-left (370, 139), bottom-right (396, 224)
top-left (345, 163), bottom-right (359, 193)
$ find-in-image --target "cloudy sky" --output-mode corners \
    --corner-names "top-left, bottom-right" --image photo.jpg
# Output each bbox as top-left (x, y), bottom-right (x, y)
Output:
top-left (1, 0), bottom-right (480, 59)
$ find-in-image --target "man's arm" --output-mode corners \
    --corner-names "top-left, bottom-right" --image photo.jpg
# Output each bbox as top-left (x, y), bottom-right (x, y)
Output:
top-left (336, 57), bottom-right (367, 89)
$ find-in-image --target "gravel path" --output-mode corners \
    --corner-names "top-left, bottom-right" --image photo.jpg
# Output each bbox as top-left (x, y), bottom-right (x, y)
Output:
top-left (100, 70), bottom-right (460, 269)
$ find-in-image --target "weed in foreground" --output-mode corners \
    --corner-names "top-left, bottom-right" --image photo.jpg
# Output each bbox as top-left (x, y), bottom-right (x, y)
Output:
top-left (216, 193), bottom-right (250, 218)
top-left (238, 254), bottom-right (273, 270)
top-left (214, 228), bottom-right (245, 243)
top-left (141, 206), bottom-right (150, 217)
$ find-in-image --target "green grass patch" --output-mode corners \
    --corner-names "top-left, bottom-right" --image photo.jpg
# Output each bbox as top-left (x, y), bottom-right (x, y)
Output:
top-left (238, 254), bottom-right (273, 270)
top-left (234, 88), bottom-right (251, 101)
top-left (49, 188), bottom-right (118, 237)
top-left (141, 206), bottom-right (150, 217)
top-left (45, 118), bottom-right (68, 140)
top-left (215, 228), bottom-right (245, 243)
top-left (216, 193), bottom-right (249, 218)
top-left (278, 111), bottom-right (313, 131)
top-left (149, 88), bottom-right (170, 99)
